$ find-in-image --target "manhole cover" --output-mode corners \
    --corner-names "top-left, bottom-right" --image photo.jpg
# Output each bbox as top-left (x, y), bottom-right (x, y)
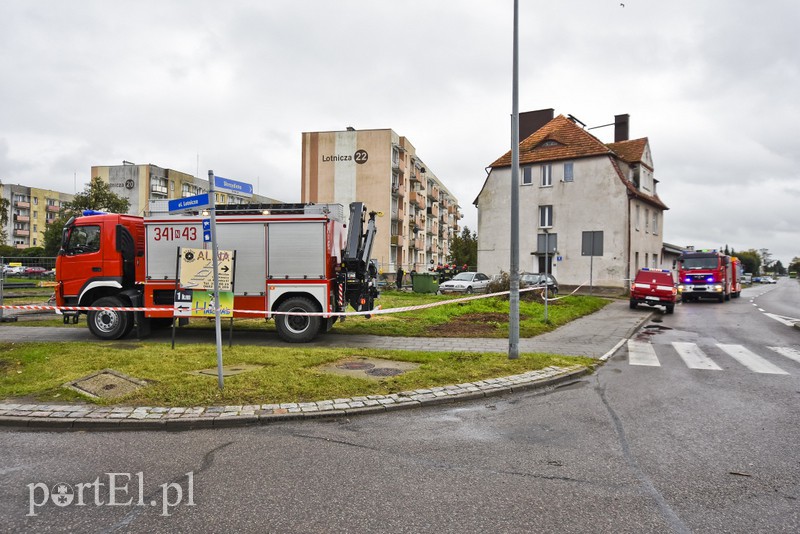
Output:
top-left (337, 361), bottom-right (375, 370)
top-left (64, 369), bottom-right (148, 399)
top-left (366, 367), bottom-right (404, 377)
top-left (317, 357), bottom-right (420, 381)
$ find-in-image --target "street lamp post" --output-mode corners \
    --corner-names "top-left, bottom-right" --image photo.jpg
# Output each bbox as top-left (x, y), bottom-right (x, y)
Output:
top-left (509, 0), bottom-right (520, 359)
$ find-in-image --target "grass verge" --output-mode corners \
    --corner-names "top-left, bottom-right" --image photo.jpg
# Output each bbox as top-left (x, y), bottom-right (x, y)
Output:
top-left (0, 341), bottom-right (594, 407)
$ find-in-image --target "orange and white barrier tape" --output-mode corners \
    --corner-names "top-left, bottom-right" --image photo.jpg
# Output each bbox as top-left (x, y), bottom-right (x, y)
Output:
top-left (0, 283), bottom-right (592, 318)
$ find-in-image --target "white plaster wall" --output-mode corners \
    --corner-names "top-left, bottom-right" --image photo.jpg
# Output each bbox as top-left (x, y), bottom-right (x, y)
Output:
top-left (478, 155), bottom-right (639, 288)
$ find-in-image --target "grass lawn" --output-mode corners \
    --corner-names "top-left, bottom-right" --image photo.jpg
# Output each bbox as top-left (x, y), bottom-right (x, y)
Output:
top-left (0, 291), bottom-right (607, 406)
top-left (0, 342), bottom-right (594, 407)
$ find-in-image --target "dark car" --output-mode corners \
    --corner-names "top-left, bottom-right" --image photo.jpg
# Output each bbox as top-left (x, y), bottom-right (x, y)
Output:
top-left (630, 268), bottom-right (677, 314)
top-left (519, 272), bottom-right (558, 295)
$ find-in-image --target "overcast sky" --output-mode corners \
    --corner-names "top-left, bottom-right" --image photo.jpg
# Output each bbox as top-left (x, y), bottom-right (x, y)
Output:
top-left (2, 0), bottom-right (798, 266)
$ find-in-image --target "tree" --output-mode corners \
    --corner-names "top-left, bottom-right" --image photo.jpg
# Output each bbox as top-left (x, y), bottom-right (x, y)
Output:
top-left (448, 226), bottom-right (477, 269)
top-left (43, 177), bottom-right (131, 256)
top-left (773, 260), bottom-right (786, 276)
top-left (0, 196), bottom-right (9, 243)
top-left (789, 256), bottom-right (800, 275)
top-left (736, 249), bottom-right (761, 275)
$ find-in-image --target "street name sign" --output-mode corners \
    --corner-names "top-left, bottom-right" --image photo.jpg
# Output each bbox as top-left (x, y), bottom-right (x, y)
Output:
top-left (168, 193), bottom-right (210, 213)
top-left (213, 175), bottom-right (253, 197)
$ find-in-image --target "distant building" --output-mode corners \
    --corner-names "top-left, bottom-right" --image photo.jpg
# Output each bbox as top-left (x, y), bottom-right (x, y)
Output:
top-left (0, 183), bottom-right (73, 249)
top-left (92, 162), bottom-right (280, 215)
top-left (475, 109), bottom-right (669, 289)
top-left (301, 128), bottom-right (462, 273)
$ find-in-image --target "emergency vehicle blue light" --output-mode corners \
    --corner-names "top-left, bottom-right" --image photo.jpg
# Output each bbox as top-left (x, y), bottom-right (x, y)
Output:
top-left (706, 276), bottom-right (714, 283)
top-left (82, 210), bottom-right (107, 216)
top-left (684, 277), bottom-right (691, 283)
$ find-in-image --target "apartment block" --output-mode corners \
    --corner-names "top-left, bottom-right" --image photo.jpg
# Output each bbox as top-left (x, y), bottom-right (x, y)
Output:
top-left (301, 128), bottom-right (462, 273)
top-left (1, 183), bottom-right (73, 249)
top-left (92, 162), bottom-right (280, 215)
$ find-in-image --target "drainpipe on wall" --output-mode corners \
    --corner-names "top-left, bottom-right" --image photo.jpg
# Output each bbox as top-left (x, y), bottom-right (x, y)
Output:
top-left (627, 193), bottom-right (632, 292)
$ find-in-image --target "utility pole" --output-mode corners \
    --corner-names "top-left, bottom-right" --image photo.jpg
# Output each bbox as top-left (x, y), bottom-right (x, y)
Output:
top-left (509, 0), bottom-right (520, 359)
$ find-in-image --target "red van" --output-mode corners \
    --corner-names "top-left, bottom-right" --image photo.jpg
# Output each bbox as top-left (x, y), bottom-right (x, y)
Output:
top-left (630, 268), bottom-right (677, 314)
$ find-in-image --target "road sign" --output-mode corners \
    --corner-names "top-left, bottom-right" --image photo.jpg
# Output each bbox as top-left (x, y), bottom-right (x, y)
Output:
top-left (202, 219), bottom-right (211, 230)
top-left (203, 231), bottom-right (212, 242)
top-left (173, 290), bottom-right (193, 317)
top-left (213, 175), bottom-right (253, 197)
top-left (179, 247), bottom-right (233, 291)
top-left (168, 193), bottom-right (210, 213)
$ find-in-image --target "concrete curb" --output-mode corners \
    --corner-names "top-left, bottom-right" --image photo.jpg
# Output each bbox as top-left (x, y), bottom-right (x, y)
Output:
top-left (0, 364), bottom-right (596, 432)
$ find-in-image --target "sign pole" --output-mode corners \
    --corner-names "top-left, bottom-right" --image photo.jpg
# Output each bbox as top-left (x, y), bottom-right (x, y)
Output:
top-left (208, 170), bottom-right (224, 390)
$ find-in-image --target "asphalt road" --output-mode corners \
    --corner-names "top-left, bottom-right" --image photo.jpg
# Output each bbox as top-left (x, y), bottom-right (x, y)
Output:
top-left (1, 280), bottom-right (798, 533)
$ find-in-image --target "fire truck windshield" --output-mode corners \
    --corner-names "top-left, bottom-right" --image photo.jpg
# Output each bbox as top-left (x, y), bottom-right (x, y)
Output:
top-left (64, 225), bottom-right (101, 255)
top-left (680, 256), bottom-right (719, 270)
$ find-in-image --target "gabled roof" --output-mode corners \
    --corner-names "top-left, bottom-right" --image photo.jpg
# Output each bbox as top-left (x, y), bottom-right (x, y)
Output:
top-left (475, 113), bottom-right (668, 211)
top-left (606, 138), bottom-right (652, 170)
top-left (489, 114), bottom-right (612, 168)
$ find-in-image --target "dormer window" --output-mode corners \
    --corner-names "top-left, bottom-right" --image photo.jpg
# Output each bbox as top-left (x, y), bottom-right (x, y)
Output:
top-left (540, 140), bottom-right (559, 147)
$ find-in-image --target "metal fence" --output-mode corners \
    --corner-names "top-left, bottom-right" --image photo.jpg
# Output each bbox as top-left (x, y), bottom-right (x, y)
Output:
top-left (1, 256), bottom-right (57, 279)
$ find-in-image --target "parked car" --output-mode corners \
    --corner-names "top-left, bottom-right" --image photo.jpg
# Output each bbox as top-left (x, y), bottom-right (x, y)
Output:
top-left (630, 268), bottom-right (677, 314)
top-left (519, 272), bottom-right (559, 295)
top-left (437, 272), bottom-right (491, 294)
top-left (760, 276), bottom-right (777, 284)
top-left (23, 266), bottom-right (48, 275)
top-left (3, 265), bottom-right (25, 275)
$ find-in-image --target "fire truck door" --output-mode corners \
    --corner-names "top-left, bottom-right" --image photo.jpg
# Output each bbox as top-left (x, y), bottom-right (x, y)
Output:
top-left (61, 221), bottom-right (108, 300)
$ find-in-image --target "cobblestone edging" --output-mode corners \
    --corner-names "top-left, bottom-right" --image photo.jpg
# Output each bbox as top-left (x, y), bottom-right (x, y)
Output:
top-left (0, 365), bottom-right (590, 431)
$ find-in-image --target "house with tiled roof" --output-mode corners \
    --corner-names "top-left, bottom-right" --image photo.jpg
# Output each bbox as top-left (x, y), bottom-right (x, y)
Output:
top-left (474, 109), bottom-right (669, 289)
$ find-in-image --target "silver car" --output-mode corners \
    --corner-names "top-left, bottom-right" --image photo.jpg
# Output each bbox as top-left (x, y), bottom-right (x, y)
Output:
top-left (437, 272), bottom-right (491, 294)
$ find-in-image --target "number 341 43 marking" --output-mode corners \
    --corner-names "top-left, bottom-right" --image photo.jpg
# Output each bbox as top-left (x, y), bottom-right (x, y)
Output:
top-left (153, 226), bottom-right (197, 241)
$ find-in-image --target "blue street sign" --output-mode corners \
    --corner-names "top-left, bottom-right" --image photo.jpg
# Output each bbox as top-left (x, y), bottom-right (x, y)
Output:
top-left (168, 193), bottom-right (210, 213)
top-left (214, 175), bottom-right (253, 197)
top-left (203, 230), bottom-right (212, 242)
top-left (202, 219), bottom-right (211, 231)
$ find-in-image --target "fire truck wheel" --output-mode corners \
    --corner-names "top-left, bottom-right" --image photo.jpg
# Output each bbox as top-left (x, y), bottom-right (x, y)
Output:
top-left (275, 297), bottom-right (321, 343)
top-left (665, 304), bottom-right (675, 314)
top-left (87, 296), bottom-right (133, 340)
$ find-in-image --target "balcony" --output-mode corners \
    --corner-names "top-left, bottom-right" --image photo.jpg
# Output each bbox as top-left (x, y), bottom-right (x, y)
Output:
top-left (151, 185), bottom-right (168, 195)
top-left (391, 235), bottom-right (405, 247)
top-left (414, 213), bottom-right (425, 228)
top-left (46, 204), bottom-right (60, 212)
top-left (14, 215), bottom-right (30, 222)
top-left (427, 185), bottom-right (440, 200)
top-left (14, 229), bottom-right (30, 236)
top-left (429, 203), bottom-right (439, 218)
top-left (15, 201), bottom-right (30, 208)
top-left (413, 191), bottom-right (425, 207)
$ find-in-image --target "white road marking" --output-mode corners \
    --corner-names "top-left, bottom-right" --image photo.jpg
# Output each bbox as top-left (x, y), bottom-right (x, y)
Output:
top-left (767, 346), bottom-right (800, 365)
top-left (763, 313), bottom-right (800, 327)
top-left (627, 340), bottom-right (660, 366)
top-left (671, 342), bottom-right (722, 370)
top-left (716, 344), bottom-right (789, 375)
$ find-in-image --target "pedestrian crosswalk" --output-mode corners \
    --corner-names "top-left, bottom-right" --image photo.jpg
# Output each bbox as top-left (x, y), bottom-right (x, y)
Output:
top-left (627, 340), bottom-right (799, 375)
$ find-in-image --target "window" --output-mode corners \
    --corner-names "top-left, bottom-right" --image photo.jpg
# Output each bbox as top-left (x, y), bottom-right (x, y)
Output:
top-left (563, 162), bottom-right (574, 182)
top-left (65, 225), bottom-right (101, 255)
top-left (522, 166), bottom-right (532, 185)
top-left (645, 209), bottom-right (650, 233)
top-left (652, 255), bottom-right (658, 269)
top-left (537, 233), bottom-right (557, 253)
top-left (653, 212), bottom-right (659, 235)
top-left (538, 205), bottom-right (553, 228)
top-left (541, 165), bottom-right (552, 187)
top-left (635, 205), bottom-right (640, 231)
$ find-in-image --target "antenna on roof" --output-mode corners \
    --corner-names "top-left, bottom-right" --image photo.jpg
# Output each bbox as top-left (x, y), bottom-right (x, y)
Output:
top-left (567, 114), bottom-right (586, 128)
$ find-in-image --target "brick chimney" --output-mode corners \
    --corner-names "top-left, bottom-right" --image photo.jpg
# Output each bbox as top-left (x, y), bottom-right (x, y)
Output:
top-left (520, 108), bottom-right (555, 141)
top-left (614, 114), bottom-right (630, 142)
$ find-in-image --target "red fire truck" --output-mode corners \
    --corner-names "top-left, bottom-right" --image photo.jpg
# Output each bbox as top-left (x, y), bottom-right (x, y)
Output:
top-left (676, 250), bottom-right (741, 303)
top-left (55, 202), bottom-right (379, 343)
